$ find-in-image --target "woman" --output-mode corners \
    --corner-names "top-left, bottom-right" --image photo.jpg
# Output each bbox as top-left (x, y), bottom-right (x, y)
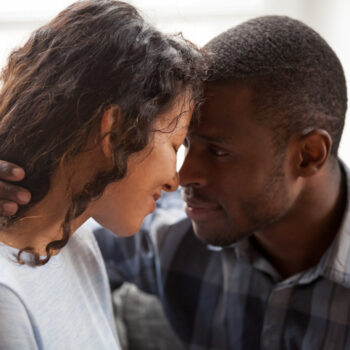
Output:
top-left (0, 0), bottom-right (202, 348)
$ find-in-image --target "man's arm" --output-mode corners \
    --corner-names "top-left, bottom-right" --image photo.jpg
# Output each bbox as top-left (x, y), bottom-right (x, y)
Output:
top-left (0, 161), bottom-right (30, 216)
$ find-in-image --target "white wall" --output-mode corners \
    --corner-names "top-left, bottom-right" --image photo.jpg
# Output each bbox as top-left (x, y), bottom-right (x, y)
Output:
top-left (0, 0), bottom-right (349, 167)
top-left (130, 0), bottom-right (350, 167)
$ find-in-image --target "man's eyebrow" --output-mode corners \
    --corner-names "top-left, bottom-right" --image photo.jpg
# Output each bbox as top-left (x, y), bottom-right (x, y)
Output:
top-left (188, 133), bottom-right (234, 144)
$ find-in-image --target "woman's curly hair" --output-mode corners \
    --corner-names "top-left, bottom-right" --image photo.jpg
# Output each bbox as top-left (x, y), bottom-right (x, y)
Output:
top-left (0, 0), bottom-right (203, 265)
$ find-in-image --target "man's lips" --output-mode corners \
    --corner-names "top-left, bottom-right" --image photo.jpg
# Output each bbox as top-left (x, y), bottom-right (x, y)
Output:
top-left (184, 197), bottom-right (222, 221)
top-left (184, 197), bottom-right (220, 209)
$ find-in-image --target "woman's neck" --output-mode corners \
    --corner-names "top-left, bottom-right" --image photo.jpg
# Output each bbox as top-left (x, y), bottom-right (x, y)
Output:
top-left (0, 172), bottom-right (90, 256)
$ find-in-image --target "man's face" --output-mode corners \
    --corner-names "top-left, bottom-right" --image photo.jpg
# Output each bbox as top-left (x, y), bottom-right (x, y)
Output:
top-left (180, 82), bottom-right (294, 246)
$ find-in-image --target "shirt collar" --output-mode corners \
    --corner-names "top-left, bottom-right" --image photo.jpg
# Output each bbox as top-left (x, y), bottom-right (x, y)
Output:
top-left (319, 161), bottom-right (350, 288)
top-left (230, 160), bottom-right (350, 287)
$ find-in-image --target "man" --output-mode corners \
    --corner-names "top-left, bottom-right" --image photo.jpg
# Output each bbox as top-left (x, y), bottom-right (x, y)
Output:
top-left (0, 16), bottom-right (348, 350)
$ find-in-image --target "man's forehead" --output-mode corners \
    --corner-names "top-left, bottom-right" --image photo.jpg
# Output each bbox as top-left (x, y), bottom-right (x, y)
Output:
top-left (202, 82), bottom-right (255, 118)
top-left (204, 80), bottom-right (253, 96)
top-left (187, 130), bottom-right (235, 144)
top-left (195, 83), bottom-right (252, 128)
top-left (188, 114), bottom-right (238, 144)
top-left (190, 81), bottom-right (270, 144)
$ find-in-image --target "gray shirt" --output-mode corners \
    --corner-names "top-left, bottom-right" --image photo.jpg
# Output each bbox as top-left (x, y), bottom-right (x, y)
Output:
top-left (0, 226), bottom-right (121, 349)
top-left (95, 162), bottom-right (350, 350)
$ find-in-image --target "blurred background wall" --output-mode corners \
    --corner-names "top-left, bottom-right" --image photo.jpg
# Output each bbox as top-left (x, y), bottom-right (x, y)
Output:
top-left (0, 0), bottom-right (349, 167)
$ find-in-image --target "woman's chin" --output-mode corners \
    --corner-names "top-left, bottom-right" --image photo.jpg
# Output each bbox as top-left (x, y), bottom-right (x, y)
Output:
top-left (112, 227), bottom-right (139, 237)
top-left (92, 217), bottom-right (142, 237)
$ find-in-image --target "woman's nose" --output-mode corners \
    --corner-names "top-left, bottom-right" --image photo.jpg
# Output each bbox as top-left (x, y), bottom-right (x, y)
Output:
top-left (162, 172), bottom-right (180, 192)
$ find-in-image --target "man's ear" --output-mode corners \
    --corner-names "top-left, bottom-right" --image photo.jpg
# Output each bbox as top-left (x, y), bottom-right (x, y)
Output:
top-left (100, 106), bottom-right (121, 159)
top-left (294, 129), bottom-right (332, 177)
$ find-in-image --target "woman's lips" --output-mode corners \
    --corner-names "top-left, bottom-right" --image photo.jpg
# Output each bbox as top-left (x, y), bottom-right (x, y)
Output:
top-left (153, 193), bottom-right (161, 201)
top-left (150, 192), bottom-right (161, 213)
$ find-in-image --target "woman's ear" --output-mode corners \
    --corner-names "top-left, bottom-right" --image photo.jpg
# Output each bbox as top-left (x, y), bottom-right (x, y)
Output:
top-left (100, 106), bottom-right (121, 159)
top-left (295, 129), bottom-right (332, 177)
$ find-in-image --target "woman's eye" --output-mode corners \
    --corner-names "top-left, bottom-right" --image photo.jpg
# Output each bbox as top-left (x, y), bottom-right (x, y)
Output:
top-left (173, 146), bottom-right (179, 153)
top-left (209, 145), bottom-right (229, 156)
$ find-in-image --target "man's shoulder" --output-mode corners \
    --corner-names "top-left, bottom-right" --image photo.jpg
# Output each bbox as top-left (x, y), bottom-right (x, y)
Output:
top-left (143, 189), bottom-right (190, 246)
top-left (150, 213), bottom-right (192, 249)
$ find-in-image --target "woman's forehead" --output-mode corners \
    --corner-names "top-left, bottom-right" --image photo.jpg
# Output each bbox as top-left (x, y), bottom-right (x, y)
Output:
top-left (154, 94), bottom-right (193, 130)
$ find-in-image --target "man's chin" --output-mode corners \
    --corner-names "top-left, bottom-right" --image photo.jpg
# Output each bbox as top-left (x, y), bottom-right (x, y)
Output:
top-left (92, 217), bottom-right (141, 238)
top-left (191, 221), bottom-right (241, 247)
top-left (192, 220), bottom-right (252, 247)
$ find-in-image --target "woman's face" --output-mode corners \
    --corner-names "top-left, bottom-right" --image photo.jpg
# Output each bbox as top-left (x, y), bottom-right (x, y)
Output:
top-left (89, 97), bottom-right (192, 236)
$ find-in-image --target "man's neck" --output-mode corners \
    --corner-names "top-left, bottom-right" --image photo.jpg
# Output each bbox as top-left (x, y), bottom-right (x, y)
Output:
top-left (253, 163), bottom-right (347, 278)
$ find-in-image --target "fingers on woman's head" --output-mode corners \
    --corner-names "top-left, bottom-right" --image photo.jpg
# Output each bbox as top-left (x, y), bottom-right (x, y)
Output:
top-left (0, 182), bottom-right (31, 207)
top-left (0, 162), bottom-right (30, 217)
top-left (0, 201), bottom-right (18, 217)
top-left (0, 161), bottom-right (25, 181)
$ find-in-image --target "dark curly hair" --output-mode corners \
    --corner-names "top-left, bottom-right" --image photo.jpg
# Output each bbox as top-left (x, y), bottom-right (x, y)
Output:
top-left (204, 15), bottom-right (347, 155)
top-left (0, 0), bottom-right (203, 265)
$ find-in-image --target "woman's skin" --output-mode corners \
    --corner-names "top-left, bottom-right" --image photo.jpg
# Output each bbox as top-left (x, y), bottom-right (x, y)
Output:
top-left (89, 95), bottom-right (193, 236)
top-left (0, 95), bottom-right (192, 256)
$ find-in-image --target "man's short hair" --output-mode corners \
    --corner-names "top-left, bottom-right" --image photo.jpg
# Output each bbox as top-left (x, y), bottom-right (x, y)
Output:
top-left (204, 16), bottom-right (347, 155)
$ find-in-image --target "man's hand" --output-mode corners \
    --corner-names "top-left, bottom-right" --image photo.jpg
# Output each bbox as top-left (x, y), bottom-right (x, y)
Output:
top-left (0, 161), bottom-right (31, 216)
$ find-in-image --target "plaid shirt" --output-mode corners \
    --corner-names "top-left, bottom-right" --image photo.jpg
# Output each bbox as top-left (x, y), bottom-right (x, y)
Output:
top-left (94, 164), bottom-right (350, 350)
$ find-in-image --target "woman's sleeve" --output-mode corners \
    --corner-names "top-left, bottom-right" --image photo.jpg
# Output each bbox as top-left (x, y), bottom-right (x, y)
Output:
top-left (0, 284), bottom-right (38, 349)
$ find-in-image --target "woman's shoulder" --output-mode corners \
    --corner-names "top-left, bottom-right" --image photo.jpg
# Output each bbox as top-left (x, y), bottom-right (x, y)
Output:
top-left (64, 224), bottom-right (107, 276)
top-left (0, 226), bottom-right (103, 289)
top-left (0, 242), bottom-right (23, 283)
top-left (0, 281), bottom-right (38, 347)
top-left (0, 244), bottom-right (40, 314)
top-left (68, 224), bottom-right (102, 258)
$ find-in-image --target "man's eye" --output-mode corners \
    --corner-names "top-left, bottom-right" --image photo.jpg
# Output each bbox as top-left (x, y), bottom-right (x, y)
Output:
top-left (209, 145), bottom-right (229, 156)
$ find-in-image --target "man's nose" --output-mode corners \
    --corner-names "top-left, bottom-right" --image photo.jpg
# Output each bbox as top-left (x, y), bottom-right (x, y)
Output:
top-left (179, 151), bottom-right (206, 188)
